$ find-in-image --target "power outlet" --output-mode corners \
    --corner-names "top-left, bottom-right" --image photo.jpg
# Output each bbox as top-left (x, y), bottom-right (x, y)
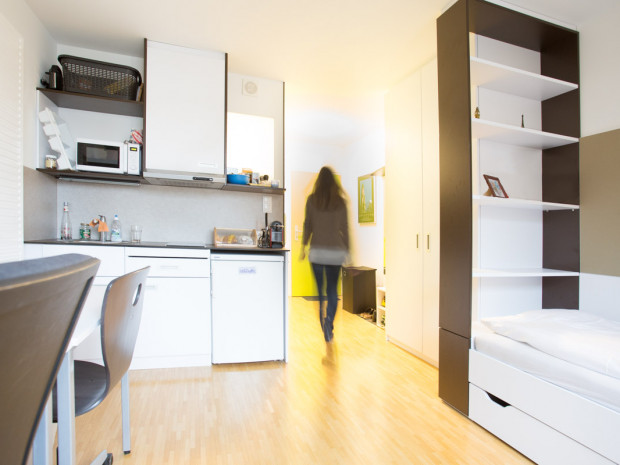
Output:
top-left (263, 195), bottom-right (272, 214)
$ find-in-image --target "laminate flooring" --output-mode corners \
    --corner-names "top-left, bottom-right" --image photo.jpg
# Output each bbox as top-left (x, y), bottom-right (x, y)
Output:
top-left (73, 297), bottom-right (532, 464)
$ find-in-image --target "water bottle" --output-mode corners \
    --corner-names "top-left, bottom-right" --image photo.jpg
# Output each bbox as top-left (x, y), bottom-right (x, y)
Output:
top-left (60, 202), bottom-right (72, 240)
top-left (110, 215), bottom-right (122, 242)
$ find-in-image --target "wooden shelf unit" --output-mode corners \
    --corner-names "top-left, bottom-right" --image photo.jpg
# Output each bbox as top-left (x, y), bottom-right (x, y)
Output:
top-left (437, 0), bottom-right (580, 415)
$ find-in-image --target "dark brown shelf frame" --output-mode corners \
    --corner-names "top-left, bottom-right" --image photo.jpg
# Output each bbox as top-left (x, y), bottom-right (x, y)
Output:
top-left (37, 88), bottom-right (144, 118)
top-left (437, 0), bottom-right (580, 415)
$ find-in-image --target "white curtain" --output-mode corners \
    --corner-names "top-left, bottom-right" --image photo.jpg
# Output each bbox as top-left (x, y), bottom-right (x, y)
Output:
top-left (0, 13), bottom-right (23, 263)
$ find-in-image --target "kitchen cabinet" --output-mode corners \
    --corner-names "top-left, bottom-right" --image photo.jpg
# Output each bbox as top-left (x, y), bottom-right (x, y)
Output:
top-left (384, 58), bottom-right (439, 367)
top-left (437, 0), bottom-right (580, 414)
top-left (125, 247), bottom-right (211, 369)
top-left (144, 40), bottom-right (226, 181)
top-left (23, 243), bottom-right (125, 364)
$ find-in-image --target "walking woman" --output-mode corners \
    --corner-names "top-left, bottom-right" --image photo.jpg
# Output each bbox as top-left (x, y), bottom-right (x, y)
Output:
top-left (300, 166), bottom-right (350, 342)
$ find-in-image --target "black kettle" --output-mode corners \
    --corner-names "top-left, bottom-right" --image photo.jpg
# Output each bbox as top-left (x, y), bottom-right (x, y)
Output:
top-left (42, 65), bottom-right (63, 90)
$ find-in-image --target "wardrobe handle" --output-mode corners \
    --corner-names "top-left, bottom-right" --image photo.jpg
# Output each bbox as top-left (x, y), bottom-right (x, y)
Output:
top-left (416, 234), bottom-right (419, 249)
top-left (427, 234), bottom-right (430, 251)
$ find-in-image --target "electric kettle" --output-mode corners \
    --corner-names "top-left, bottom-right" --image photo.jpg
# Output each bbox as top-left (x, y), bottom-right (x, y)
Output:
top-left (42, 65), bottom-right (63, 90)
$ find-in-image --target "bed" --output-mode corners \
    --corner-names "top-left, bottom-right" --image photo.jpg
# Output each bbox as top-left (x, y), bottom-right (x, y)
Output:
top-left (468, 310), bottom-right (620, 465)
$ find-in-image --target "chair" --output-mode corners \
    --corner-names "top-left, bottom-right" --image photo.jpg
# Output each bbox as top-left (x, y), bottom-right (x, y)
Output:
top-left (0, 254), bottom-right (100, 465)
top-left (53, 266), bottom-right (150, 464)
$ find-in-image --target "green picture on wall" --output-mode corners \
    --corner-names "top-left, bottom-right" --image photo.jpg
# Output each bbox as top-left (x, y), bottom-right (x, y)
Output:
top-left (358, 175), bottom-right (375, 224)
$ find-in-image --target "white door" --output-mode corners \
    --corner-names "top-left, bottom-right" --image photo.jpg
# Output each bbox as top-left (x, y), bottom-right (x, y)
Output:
top-left (384, 70), bottom-right (425, 353)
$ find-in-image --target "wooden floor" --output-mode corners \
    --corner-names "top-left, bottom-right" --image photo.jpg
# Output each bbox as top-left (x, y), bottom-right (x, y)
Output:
top-left (73, 297), bottom-right (532, 465)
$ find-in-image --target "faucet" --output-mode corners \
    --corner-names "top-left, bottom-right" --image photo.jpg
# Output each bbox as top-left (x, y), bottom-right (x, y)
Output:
top-left (90, 215), bottom-right (109, 241)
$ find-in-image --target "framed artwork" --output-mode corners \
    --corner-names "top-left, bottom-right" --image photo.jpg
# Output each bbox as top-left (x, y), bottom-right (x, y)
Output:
top-left (483, 174), bottom-right (509, 198)
top-left (358, 175), bottom-right (375, 224)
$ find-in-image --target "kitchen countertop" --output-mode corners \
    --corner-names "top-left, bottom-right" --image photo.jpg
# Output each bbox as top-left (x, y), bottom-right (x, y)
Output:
top-left (25, 239), bottom-right (289, 253)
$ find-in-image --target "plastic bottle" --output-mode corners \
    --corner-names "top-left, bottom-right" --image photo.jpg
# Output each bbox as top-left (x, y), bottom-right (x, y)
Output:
top-left (110, 215), bottom-right (122, 242)
top-left (60, 202), bottom-right (72, 240)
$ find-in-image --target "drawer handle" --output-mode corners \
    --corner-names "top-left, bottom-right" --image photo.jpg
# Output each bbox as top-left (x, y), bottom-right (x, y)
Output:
top-left (159, 265), bottom-right (179, 270)
top-left (487, 392), bottom-right (510, 408)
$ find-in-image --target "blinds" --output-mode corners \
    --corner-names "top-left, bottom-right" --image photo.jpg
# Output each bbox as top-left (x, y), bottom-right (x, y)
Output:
top-left (0, 14), bottom-right (23, 263)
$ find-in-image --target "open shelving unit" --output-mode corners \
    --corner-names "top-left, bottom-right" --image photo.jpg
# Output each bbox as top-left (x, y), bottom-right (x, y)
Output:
top-left (376, 286), bottom-right (386, 329)
top-left (438, 0), bottom-right (581, 416)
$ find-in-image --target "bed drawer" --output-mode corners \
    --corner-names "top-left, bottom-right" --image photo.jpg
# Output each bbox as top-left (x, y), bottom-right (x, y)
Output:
top-left (469, 384), bottom-right (614, 465)
top-left (469, 349), bottom-right (620, 464)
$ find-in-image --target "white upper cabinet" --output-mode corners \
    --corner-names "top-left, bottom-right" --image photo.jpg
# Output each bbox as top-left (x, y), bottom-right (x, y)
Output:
top-left (145, 40), bottom-right (226, 179)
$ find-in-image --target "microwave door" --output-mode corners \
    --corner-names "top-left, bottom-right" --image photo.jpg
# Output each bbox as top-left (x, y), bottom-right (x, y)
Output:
top-left (77, 140), bottom-right (126, 174)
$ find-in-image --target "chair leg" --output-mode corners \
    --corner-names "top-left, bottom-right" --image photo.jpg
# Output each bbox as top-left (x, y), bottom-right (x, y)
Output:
top-left (121, 372), bottom-right (131, 454)
top-left (88, 450), bottom-right (112, 465)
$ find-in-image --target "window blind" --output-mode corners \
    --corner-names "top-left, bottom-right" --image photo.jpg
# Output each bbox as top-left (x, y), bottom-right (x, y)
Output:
top-left (0, 14), bottom-right (23, 263)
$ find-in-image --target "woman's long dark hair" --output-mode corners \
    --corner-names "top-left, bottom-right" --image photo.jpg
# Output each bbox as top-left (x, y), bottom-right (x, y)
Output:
top-left (310, 166), bottom-right (345, 211)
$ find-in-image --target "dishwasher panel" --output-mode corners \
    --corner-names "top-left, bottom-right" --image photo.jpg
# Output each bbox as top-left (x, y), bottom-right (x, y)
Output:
top-left (211, 254), bottom-right (284, 364)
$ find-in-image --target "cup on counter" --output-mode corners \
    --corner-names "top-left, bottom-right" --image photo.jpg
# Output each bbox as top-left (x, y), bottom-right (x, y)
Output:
top-left (130, 225), bottom-right (142, 243)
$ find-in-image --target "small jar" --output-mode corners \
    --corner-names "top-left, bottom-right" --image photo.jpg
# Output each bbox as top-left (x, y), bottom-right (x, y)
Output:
top-left (45, 155), bottom-right (57, 169)
top-left (80, 223), bottom-right (91, 240)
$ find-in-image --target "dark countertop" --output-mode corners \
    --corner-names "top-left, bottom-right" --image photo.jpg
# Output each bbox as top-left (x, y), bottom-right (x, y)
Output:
top-left (25, 239), bottom-right (289, 253)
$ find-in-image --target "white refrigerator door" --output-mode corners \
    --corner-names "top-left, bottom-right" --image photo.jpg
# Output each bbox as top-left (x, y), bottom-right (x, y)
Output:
top-left (211, 256), bottom-right (284, 363)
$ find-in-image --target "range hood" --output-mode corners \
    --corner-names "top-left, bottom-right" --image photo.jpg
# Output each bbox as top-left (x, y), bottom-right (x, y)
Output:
top-left (143, 170), bottom-right (226, 189)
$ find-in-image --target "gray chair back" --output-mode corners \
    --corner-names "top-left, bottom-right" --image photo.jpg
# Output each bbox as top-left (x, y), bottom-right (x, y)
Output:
top-left (0, 254), bottom-right (100, 465)
top-left (100, 267), bottom-right (150, 394)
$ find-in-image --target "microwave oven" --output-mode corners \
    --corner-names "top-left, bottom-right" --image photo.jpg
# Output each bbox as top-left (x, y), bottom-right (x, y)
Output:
top-left (76, 139), bottom-right (141, 175)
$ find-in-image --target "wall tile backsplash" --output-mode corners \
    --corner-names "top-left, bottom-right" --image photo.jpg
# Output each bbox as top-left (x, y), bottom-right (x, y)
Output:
top-left (26, 169), bottom-right (283, 244)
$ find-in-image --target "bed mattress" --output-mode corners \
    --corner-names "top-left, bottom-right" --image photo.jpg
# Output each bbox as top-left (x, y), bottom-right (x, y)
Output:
top-left (473, 330), bottom-right (620, 413)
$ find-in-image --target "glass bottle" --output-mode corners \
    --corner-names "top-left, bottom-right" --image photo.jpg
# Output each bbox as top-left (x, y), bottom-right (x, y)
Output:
top-left (60, 202), bottom-right (72, 240)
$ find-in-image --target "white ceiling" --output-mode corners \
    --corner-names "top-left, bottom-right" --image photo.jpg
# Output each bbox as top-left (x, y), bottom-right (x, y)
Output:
top-left (24, 0), bottom-right (618, 145)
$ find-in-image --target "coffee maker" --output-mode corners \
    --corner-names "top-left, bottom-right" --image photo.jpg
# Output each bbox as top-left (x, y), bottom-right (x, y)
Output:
top-left (268, 221), bottom-right (284, 248)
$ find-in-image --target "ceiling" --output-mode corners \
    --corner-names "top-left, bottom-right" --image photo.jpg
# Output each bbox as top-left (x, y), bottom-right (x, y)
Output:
top-left (24, 0), bottom-right (618, 144)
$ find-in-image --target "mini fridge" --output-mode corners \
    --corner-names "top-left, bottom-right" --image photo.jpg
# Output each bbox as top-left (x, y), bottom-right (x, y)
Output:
top-left (211, 253), bottom-right (285, 363)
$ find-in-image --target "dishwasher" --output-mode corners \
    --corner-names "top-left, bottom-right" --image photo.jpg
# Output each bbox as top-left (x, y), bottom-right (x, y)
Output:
top-left (211, 253), bottom-right (285, 364)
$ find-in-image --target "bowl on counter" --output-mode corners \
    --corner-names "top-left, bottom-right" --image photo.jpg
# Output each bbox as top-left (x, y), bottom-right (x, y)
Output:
top-left (227, 174), bottom-right (250, 185)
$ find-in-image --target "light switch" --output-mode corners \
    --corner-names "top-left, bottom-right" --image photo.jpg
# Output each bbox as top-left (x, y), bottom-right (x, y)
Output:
top-left (263, 195), bottom-right (272, 214)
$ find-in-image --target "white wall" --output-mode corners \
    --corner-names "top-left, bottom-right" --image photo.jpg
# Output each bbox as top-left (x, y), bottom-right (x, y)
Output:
top-left (1, 0), bottom-right (56, 169)
top-left (340, 129), bottom-right (385, 286)
top-left (579, 3), bottom-right (620, 138)
top-left (579, 5), bottom-right (620, 315)
top-left (285, 102), bottom-right (385, 287)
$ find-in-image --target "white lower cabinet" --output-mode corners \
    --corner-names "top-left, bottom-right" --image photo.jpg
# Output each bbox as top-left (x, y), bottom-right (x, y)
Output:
top-left (125, 247), bottom-right (211, 369)
top-left (131, 277), bottom-right (210, 369)
top-left (24, 243), bottom-right (212, 369)
top-left (24, 244), bottom-right (124, 364)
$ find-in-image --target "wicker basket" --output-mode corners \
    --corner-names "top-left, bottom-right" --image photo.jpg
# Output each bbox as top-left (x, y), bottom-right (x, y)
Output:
top-left (58, 55), bottom-right (142, 101)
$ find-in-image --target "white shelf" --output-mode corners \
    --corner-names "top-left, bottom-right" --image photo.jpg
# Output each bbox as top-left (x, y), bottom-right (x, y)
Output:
top-left (473, 268), bottom-right (579, 278)
top-left (376, 287), bottom-right (386, 329)
top-left (470, 57), bottom-right (578, 101)
top-left (472, 118), bottom-right (578, 149)
top-left (473, 195), bottom-right (579, 211)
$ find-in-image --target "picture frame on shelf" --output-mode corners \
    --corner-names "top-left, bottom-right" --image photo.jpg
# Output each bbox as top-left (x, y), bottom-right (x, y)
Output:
top-left (483, 174), bottom-right (509, 198)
